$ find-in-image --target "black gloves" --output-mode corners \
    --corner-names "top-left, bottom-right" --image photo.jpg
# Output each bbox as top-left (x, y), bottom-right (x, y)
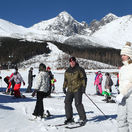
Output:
top-left (32, 90), bottom-right (37, 97)
top-left (63, 88), bottom-right (67, 94)
top-left (82, 87), bottom-right (86, 93)
top-left (33, 75), bottom-right (36, 78)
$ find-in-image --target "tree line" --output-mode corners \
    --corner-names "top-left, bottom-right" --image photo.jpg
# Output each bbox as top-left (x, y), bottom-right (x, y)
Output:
top-left (50, 41), bottom-right (122, 67)
top-left (0, 37), bottom-right (50, 68)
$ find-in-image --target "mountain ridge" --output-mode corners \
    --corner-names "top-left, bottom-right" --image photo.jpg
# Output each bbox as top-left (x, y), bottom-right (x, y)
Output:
top-left (0, 11), bottom-right (132, 50)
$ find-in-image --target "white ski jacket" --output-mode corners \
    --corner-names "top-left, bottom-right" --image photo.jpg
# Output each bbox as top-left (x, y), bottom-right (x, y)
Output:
top-left (35, 71), bottom-right (49, 93)
top-left (119, 62), bottom-right (132, 97)
top-left (9, 72), bottom-right (24, 84)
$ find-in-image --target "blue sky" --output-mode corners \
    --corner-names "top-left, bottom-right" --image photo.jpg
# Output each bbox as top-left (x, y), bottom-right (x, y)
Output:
top-left (0, 0), bottom-right (132, 27)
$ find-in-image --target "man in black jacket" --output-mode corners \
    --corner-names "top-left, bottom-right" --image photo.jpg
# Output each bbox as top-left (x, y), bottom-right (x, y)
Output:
top-left (63, 57), bottom-right (87, 126)
top-left (26, 67), bottom-right (36, 93)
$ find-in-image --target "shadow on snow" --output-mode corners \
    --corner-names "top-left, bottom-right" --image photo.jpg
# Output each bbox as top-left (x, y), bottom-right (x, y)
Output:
top-left (88, 114), bottom-right (117, 122)
top-left (0, 104), bottom-right (15, 110)
top-left (45, 111), bottom-right (94, 120)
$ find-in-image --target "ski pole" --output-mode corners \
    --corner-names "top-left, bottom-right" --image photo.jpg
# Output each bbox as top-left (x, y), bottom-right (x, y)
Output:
top-left (85, 93), bottom-right (108, 119)
top-left (85, 93), bottom-right (117, 128)
top-left (115, 86), bottom-right (120, 94)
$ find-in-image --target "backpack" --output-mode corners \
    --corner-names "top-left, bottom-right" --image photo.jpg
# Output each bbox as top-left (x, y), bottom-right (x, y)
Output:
top-left (109, 78), bottom-right (113, 86)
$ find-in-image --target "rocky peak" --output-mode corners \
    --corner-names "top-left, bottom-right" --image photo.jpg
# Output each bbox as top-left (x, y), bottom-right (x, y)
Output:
top-left (100, 13), bottom-right (118, 26)
top-left (89, 13), bottom-right (118, 34)
top-left (31, 11), bottom-right (88, 36)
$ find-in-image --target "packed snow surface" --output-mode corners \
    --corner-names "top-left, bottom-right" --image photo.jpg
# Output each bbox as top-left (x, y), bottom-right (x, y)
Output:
top-left (0, 68), bottom-right (118, 132)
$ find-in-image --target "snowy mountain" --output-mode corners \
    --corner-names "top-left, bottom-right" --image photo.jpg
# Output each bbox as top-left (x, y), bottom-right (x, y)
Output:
top-left (63, 35), bottom-right (106, 48)
top-left (0, 19), bottom-right (28, 37)
top-left (92, 15), bottom-right (132, 49)
top-left (89, 13), bottom-right (118, 34)
top-left (30, 11), bottom-right (88, 36)
top-left (0, 11), bottom-right (132, 68)
top-left (0, 11), bottom-right (132, 50)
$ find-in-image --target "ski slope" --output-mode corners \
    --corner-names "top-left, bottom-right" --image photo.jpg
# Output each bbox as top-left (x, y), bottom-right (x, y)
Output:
top-left (0, 68), bottom-right (118, 132)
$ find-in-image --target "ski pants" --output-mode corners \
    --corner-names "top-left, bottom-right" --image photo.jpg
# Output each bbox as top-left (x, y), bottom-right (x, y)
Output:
top-left (117, 96), bottom-right (132, 132)
top-left (64, 90), bottom-right (86, 121)
top-left (98, 84), bottom-right (102, 94)
top-left (14, 83), bottom-right (21, 97)
top-left (26, 81), bottom-right (33, 92)
top-left (33, 91), bottom-right (46, 117)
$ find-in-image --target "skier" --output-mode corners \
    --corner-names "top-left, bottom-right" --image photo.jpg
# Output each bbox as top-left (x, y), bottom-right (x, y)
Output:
top-left (63, 57), bottom-right (87, 126)
top-left (32, 63), bottom-right (50, 119)
top-left (94, 71), bottom-right (103, 95)
top-left (46, 66), bottom-right (53, 96)
top-left (115, 72), bottom-right (119, 87)
top-left (26, 67), bottom-right (36, 93)
top-left (103, 72), bottom-right (113, 103)
top-left (51, 75), bottom-right (56, 92)
top-left (94, 72), bottom-right (99, 95)
top-left (9, 67), bottom-right (25, 98)
top-left (4, 73), bottom-right (15, 94)
top-left (115, 72), bottom-right (120, 94)
top-left (115, 42), bottom-right (132, 132)
top-left (4, 76), bottom-right (10, 93)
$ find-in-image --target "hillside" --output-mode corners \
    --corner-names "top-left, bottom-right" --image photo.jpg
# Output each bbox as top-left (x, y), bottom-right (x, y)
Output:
top-left (0, 11), bottom-right (131, 68)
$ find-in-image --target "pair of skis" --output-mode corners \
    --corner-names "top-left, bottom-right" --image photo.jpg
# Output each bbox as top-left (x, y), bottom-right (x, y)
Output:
top-left (48, 121), bottom-right (85, 129)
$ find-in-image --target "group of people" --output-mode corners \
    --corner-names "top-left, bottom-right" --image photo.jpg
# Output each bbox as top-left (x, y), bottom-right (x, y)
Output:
top-left (4, 67), bottom-right (25, 98)
top-left (31, 56), bottom-right (87, 126)
top-left (94, 70), bottom-right (114, 103)
top-left (94, 42), bottom-right (132, 131)
top-left (3, 66), bottom-right (56, 98)
top-left (1, 42), bottom-right (132, 131)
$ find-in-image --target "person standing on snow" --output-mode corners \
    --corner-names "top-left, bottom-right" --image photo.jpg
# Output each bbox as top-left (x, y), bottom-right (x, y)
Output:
top-left (4, 72), bottom-right (15, 95)
top-left (94, 71), bottom-right (103, 95)
top-left (63, 57), bottom-right (87, 126)
top-left (9, 67), bottom-right (25, 98)
top-left (46, 66), bottom-right (53, 96)
top-left (32, 63), bottom-right (49, 119)
top-left (103, 72), bottom-right (113, 103)
top-left (51, 75), bottom-right (56, 92)
top-left (26, 67), bottom-right (36, 93)
top-left (115, 42), bottom-right (132, 132)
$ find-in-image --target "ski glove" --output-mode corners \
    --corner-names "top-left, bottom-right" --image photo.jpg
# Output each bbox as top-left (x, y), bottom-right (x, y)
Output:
top-left (32, 90), bottom-right (37, 97)
top-left (82, 87), bottom-right (86, 93)
top-left (116, 94), bottom-right (124, 104)
top-left (23, 82), bottom-right (25, 86)
top-left (63, 88), bottom-right (66, 94)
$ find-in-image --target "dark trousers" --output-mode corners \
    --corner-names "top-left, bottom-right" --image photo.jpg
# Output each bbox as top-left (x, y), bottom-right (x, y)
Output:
top-left (26, 81), bottom-right (33, 92)
top-left (33, 91), bottom-right (46, 117)
top-left (64, 91), bottom-right (86, 120)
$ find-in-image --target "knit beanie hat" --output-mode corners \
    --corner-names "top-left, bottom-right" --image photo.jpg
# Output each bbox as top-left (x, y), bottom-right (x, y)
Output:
top-left (121, 42), bottom-right (132, 59)
top-left (39, 63), bottom-right (46, 71)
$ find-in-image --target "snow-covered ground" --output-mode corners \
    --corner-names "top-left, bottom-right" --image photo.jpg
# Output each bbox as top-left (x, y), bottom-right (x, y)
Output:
top-left (0, 68), bottom-right (119, 132)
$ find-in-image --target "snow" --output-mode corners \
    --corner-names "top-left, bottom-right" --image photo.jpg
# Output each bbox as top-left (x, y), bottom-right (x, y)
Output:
top-left (0, 68), bottom-right (119, 132)
top-left (0, 12), bottom-right (132, 50)
top-left (92, 15), bottom-right (132, 49)
top-left (20, 42), bottom-right (116, 70)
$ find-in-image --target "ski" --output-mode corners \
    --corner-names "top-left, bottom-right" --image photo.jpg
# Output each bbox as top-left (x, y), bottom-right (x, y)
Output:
top-left (65, 124), bottom-right (84, 129)
top-left (48, 123), bottom-right (66, 127)
top-left (48, 122), bottom-right (78, 127)
top-left (65, 121), bottom-right (87, 129)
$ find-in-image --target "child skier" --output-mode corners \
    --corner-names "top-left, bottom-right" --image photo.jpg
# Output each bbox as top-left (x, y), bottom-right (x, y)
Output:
top-left (51, 76), bottom-right (56, 92)
top-left (94, 71), bottom-right (103, 95)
